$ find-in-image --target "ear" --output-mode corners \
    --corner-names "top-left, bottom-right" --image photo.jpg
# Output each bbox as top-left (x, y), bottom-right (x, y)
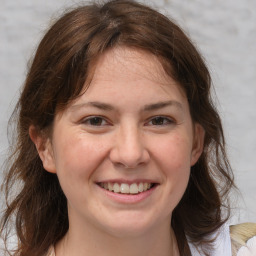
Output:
top-left (190, 123), bottom-right (205, 166)
top-left (29, 125), bottom-right (56, 173)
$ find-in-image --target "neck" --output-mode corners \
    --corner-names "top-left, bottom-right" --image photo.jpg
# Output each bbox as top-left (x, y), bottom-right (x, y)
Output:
top-left (55, 217), bottom-right (180, 256)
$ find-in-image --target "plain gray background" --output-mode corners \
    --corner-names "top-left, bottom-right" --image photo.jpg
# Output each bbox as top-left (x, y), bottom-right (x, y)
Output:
top-left (0, 0), bottom-right (255, 225)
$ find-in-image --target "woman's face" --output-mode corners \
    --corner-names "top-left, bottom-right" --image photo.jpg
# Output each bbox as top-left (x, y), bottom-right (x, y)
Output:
top-left (36, 47), bottom-right (204, 237)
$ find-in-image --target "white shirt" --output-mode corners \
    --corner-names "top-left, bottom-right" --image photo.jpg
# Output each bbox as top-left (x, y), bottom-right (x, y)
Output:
top-left (188, 224), bottom-right (232, 256)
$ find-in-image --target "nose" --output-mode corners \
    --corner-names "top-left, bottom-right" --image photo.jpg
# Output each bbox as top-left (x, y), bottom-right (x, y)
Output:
top-left (109, 123), bottom-right (150, 169)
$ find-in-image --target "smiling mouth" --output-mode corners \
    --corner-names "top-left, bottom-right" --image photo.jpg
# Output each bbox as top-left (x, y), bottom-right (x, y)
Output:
top-left (98, 182), bottom-right (156, 195)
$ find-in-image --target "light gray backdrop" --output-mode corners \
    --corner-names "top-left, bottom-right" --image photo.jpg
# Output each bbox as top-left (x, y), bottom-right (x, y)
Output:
top-left (1, 0), bottom-right (255, 224)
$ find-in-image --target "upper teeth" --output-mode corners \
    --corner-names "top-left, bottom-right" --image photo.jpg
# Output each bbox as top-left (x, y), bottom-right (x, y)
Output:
top-left (100, 182), bottom-right (152, 194)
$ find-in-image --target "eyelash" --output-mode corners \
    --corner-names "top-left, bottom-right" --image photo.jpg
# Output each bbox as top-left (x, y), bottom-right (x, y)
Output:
top-left (146, 116), bottom-right (175, 126)
top-left (81, 116), bottom-right (110, 126)
top-left (81, 116), bottom-right (175, 127)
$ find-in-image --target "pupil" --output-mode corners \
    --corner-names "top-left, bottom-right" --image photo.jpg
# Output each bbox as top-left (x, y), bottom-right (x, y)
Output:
top-left (91, 117), bottom-right (102, 125)
top-left (153, 117), bottom-right (164, 125)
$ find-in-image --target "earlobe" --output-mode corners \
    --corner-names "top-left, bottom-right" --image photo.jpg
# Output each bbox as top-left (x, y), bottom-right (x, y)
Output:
top-left (190, 123), bottom-right (205, 166)
top-left (29, 125), bottom-right (56, 173)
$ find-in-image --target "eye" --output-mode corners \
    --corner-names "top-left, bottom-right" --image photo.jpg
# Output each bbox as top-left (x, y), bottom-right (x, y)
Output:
top-left (147, 116), bottom-right (174, 126)
top-left (82, 116), bottom-right (109, 126)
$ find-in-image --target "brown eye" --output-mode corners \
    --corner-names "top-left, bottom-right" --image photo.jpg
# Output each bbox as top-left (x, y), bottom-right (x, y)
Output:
top-left (83, 117), bottom-right (107, 126)
top-left (89, 117), bottom-right (103, 126)
top-left (148, 116), bottom-right (174, 126)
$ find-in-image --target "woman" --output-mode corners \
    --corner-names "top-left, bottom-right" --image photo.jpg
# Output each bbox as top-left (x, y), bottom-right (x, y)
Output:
top-left (1, 0), bottom-right (255, 255)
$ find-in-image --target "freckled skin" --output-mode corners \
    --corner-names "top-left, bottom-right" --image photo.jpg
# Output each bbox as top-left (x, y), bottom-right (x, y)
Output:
top-left (36, 47), bottom-right (204, 255)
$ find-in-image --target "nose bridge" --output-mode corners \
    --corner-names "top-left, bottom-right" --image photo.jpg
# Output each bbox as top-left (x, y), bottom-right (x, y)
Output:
top-left (110, 121), bottom-right (149, 168)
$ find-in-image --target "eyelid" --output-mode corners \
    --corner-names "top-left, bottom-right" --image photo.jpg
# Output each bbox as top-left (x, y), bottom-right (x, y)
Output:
top-left (145, 115), bottom-right (176, 126)
top-left (81, 115), bottom-right (111, 126)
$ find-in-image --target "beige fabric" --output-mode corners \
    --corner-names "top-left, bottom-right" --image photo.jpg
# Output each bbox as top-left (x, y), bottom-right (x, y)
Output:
top-left (230, 223), bottom-right (256, 255)
top-left (45, 245), bottom-right (55, 256)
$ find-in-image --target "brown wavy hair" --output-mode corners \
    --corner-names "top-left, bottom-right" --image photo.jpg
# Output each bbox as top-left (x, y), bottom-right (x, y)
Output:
top-left (1, 0), bottom-right (235, 255)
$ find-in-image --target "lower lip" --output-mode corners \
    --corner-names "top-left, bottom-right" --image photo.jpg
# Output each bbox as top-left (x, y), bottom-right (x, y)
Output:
top-left (97, 185), bottom-right (157, 204)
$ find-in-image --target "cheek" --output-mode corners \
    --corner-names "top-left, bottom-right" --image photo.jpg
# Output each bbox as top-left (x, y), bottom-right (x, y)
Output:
top-left (53, 132), bottom-right (109, 180)
top-left (154, 135), bottom-right (192, 202)
top-left (52, 132), bottom-right (110, 208)
top-left (155, 134), bottom-right (192, 170)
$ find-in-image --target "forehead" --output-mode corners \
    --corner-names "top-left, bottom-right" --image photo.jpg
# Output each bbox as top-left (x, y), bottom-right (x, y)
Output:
top-left (58, 46), bottom-right (188, 117)
top-left (91, 47), bottom-right (174, 86)
top-left (65, 47), bottom-right (187, 111)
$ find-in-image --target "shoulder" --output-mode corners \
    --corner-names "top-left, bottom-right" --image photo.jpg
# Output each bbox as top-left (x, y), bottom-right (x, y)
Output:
top-left (189, 223), bottom-right (232, 256)
top-left (188, 223), bottom-right (256, 256)
top-left (230, 222), bottom-right (256, 256)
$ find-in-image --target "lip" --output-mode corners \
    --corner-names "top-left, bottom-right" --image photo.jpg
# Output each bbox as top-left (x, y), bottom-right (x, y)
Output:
top-left (95, 180), bottom-right (159, 204)
top-left (96, 179), bottom-right (159, 185)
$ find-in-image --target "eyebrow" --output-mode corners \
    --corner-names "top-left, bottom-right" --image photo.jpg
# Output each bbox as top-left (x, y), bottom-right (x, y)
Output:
top-left (69, 100), bottom-right (183, 112)
top-left (143, 100), bottom-right (183, 111)
top-left (69, 101), bottom-right (114, 111)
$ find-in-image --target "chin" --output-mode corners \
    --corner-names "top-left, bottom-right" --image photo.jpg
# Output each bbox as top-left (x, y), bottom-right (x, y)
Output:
top-left (98, 211), bottom-right (169, 238)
